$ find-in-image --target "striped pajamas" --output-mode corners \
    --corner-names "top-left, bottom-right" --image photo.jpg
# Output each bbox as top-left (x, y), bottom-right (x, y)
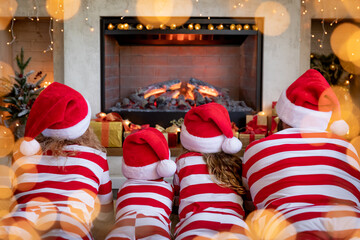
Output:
top-left (106, 179), bottom-right (174, 240)
top-left (243, 128), bottom-right (360, 239)
top-left (0, 145), bottom-right (113, 240)
top-left (174, 152), bottom-right (250, 240)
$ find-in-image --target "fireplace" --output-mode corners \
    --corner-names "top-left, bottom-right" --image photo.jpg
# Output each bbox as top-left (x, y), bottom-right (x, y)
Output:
top-left (100, 17), bottom-right (263, 127)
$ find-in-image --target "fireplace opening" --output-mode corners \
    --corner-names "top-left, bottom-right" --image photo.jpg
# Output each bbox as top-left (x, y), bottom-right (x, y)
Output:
top-left (101, 17), bottom-right (263, 127)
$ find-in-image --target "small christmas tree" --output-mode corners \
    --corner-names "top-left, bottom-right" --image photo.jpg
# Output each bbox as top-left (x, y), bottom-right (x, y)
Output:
top-left (0, 48), bottom-right (46, 137)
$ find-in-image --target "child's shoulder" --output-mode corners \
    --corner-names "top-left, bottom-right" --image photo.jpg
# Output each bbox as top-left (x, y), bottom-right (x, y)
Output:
top-left (177, 151), bottom-right (202, 159)
top-left (64, 145), bottom-right (107, 159)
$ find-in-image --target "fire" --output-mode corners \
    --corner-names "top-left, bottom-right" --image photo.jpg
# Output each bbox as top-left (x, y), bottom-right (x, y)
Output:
top-left (143, 88), bottom-right (166, 99)
top-left (198, 86), bottom-right (219, 97)
top-left (140, 80), bottom-right (221, 108)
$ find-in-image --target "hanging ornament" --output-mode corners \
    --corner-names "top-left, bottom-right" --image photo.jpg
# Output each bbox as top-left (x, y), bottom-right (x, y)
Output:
top-left (188, 23), bottom-right (194, 30)
top-left (136, 24), bottom-right (143, 30)
top-left (146, 24), bottom-right (153, 30)
top-left (252, 25), bottom-right (258, 31)
top-left (117, 24), bottom-right (124, 30)
top-left (230, 24), bottom-right (236, 30)
top-left (236, 24), bottom-right (242, 31)
top-left (244, 24), bottom-right (250, 30)
top-left (195, 23), bottom-right (201, 30)
top-left (217, 24), bottom-right (224, 30)
top-left (310, 54), bottom-right (314, 59)
top-left (107, 23), bottom-right (114, 30)
top-left (208, 24), bottom-right (214, 30)
top-left (123, 23), bottom-right (129, 30)
top-left (170, 23), bottom-right (177, 30)
top-left (329, 63), bottom-right (336, 71)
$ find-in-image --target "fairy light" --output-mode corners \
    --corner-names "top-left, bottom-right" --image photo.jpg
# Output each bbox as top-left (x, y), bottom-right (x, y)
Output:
top-left (84, 0), bottom-right (94, 32)
top-left (6, 18), bottom-right (16, 45)
top-left (44, 18), bottom-right (54, 53)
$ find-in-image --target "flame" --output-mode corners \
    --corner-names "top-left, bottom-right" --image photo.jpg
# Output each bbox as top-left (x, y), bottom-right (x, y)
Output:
top-left (144, 88), bottom-right (166, 99)
top-left (198, 85), bottom-right (219, 97)
top-left (169, 82), bottom-right (181, 90)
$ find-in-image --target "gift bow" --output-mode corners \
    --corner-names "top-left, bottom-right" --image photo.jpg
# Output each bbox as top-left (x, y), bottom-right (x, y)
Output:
top-left (95, 112), bottom-right (123, 122)
top-left (128, 123), bottom-right (149, 133)
top-left (268, 116), bottom-right (279, 136)
top-left (243, 115), bottom-right (267, 142)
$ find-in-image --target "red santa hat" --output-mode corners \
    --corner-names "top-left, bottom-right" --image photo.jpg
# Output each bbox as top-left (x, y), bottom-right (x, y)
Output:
top-left (20, 82), bottom-right (91, 156)
top-left (180, 102), bottom-right (242, 154)
top-left (276, 69), bottom-right (349, 135)
top-left (122, 127), bottom-right (176, 180)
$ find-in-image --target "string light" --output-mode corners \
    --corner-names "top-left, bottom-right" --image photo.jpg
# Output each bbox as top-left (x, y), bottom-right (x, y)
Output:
top-left (6, 18), bottom-right (16, 45)
top-left (84, 0), bottom-right (94, 32)
top-left (44, 18), bottom-right (54, 53)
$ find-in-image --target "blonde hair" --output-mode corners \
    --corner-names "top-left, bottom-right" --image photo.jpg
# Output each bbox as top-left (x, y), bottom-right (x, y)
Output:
top-left (36, 128), bottom-right (106, 157)
top-left (203, 152), bottom-right (245, 195)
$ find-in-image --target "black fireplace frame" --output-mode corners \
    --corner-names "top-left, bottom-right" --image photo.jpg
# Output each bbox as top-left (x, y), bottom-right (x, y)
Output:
top-left (100, 17), bottom-right (263, 127)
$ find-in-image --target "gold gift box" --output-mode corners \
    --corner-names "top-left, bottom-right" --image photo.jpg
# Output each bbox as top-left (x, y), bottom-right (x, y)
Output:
top-left (90, 121), bottom-right (122, 147)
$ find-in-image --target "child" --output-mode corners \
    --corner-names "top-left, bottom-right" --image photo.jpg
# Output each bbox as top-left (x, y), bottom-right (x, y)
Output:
top-left (174, 102), bottom-right (251, 240)
top-left (0, 82), bottom-right (113, 239)
top-left (243, 69), bottom-right (360, 239)
top-left (105, 127), bottom-right (176, 240)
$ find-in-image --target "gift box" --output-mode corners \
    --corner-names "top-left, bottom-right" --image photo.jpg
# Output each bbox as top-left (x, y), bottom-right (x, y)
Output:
top-left (90, 112), bottom-right (123, 148)
top-left (239, 113), bottom-right (267, 150)
top-left (156, 124), bottom-right (179, 148)
top-left (268, 116), bottom-right (280, 135)
top-left (90, 121), bottom-right (122, 147)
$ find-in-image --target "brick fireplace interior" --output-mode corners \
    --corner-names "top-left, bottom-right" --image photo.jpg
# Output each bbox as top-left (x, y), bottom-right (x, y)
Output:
top-left (101, 17), bottom-right (263, 127)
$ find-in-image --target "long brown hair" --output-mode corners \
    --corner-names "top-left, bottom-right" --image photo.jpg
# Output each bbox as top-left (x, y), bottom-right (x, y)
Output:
top-left (36, 127), bottom-right (106, 157)
top-left (203, 152), bottom-right (245, 195)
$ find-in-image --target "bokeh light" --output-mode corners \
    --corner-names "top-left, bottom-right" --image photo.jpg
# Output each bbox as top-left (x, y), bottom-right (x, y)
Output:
top-left (0, 165), bottom-right (14, 199)
top-left (246, 208), bottom-right (296, 240)
top-left (340, 59), bottom-right (360, 75)
top-left (46, 0), bottom-right (81, 21)
top-left (255, 1), bottom-right (290, 36)
top-left (350, 136), bottom-right (360, 157)
top-left (331, 85), bottom-right (354, 120)
top-left (0, 125), bottom-right (14, 157)
top-left (30, 197), bottom-right (56, 231)
top-left (0, 0), bottom-right (17, 30)
top-left (0, 61), bottom-right (15, 97)
top-left (331, 23), bottom-right (360, 63)
top-left (8, 219), bottom-right (40, 240)
top-left (136, 0), bottom-right (192, 28)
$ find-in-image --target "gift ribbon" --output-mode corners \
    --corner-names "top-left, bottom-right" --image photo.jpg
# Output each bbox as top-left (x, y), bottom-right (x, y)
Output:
top-left (268, 116), bottom-right (279, 136)
top-left (243, 115), bottom-right (267, 142)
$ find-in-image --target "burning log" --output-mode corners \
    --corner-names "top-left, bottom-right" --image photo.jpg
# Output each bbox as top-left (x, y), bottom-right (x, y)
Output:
top-left (110, 78), bottom-right (254, 113)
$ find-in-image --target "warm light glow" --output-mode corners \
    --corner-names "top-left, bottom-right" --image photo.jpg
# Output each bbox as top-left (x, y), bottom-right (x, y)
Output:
top-left (136, 24), bottom-right (143, 30)
top-left (99, 112), bottom-right (107, 118)
top-left (170, 23), bottom-right (177, 30)
top-left (255, 1), bottom-right (290, 36)
top-left (144, 88), bottom-right (166, 98)
top-left (194, 23), bottom-right (201, 30)
top-left (123, 23), bottom-right (129, 30)
top-left (246, 209), bottom-right (296, 240)
top-left (0, 61), bottom-right (15, 97)
top-left (0, 0), bottom-right (18, 30)
top-left (230, 24), bottom-right (236, 30)
top-left (217, 24), bottom-right (224, 30)
top-left (107, 23), bottom-right (114, 30)
top-left (188, 23), bottom-right (194, 30)
top-left (331, 23), bottom-right (360, 63)
top-left (198, 86), bottom-right (219, 97)
top-left (236, 24), bottom-right (242, 31)
top-left (0, 126), bottom-right (14, 158)
top-left (208, 24), bottom-right (214, 30)
top-left (46, 0), bottom-right (81, 20)
top-left (258, 111), bottom-right (265, 116)
top-left (136, 0), bottom-right (192, 28)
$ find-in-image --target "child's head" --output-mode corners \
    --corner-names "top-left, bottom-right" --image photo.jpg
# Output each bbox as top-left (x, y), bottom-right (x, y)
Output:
top-left (20, 82), bottom-right (92, 156)
top-left (122, 127), bottom-right (176, 180)
top-left (180, 102), bottom-right (242, 154)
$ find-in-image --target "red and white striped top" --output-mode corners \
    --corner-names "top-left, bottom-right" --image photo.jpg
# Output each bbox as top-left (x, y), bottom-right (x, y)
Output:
top-left (11, 145), bottom-right (113, 225)
top-left (174, 152), bottom-right (245, 220)
top-left (115, 179), bottom-right (174, 222)
top-left (243, 128), bottom-right (360, 210)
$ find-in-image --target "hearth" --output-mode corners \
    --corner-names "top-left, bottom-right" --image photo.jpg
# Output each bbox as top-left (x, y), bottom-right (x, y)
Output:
top-left (101, 17), bottom-right (263, 127)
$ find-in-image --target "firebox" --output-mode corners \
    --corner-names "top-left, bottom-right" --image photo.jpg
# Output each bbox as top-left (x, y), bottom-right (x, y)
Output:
top-left (101, 17), bottom-right (263, 128)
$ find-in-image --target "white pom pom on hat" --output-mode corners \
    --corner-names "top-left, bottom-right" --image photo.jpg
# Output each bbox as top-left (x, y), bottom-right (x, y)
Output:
top-left (276, 69), bottom-right (349, 135)
top-left (180, 102), bottom-right (242, 154)
top-left (122, 127), bottom-right (176, 180)
top-left (20, 82), bottom-right (91, 156)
